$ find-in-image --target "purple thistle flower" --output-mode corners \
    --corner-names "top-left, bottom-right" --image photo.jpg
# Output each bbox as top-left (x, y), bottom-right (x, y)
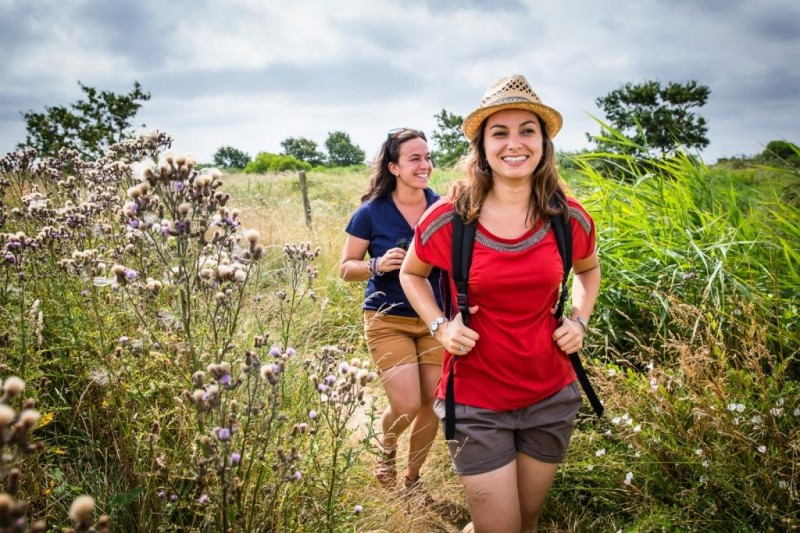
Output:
top-left (292, 470), bottom-right (302, 480)
top-left (339, 362), bottom-right (349, 374)
top-left (170, 494), bottom-right (178, 502)
top-left (317, 384), bottom-right (329, 393)
top-left (269, 346), bottom-right (281, 357)
top-left (125, 269), bottom-right (138, 280)
top-left (119, 336), bottom-right (129, 344)
top-left (81, 290), bottom-right (88, 297)
top-left (230, 452), bottom-right (241, 465)
top-left (354, 504), bottom-right (363, 514)
top-left (128, 219), bottom-right (140, 228)
top-left (219, 373), bottom-right (232, 385)
top-left (157, 491), bottom-right (165, 499)
top-left (324, 374), bottom-right (336, 385)
top-left (286, 348), bottom-right (296, 357)
top-left (217, 427), bottom-right (231, 441)
top-left (198, 494), bottom-right (209, 504)
top-left (308, 410), bottom-right (318, 420)
top-left (174, 181), bottom-right (186, 192)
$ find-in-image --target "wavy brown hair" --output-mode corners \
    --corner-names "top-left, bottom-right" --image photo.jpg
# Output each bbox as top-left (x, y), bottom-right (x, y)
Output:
top-left (450, 114), bottom-right (567, 224)
top-left (361, 128), bottom-right (428, 202)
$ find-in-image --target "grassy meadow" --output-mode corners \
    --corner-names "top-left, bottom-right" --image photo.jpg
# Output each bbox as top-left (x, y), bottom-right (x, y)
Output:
top-left (0, 134), bottom-right (798, 532)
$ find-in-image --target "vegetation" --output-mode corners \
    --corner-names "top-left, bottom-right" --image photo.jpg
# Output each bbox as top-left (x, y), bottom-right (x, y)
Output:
top-left (431, 109), bottom-right (469, 168)
top-left (591, 80), bottom-right (710, 157)
top-left (18, 82), bottom-right (151, 160)
top-left (280, 137), bottom-right (326, 167)
top-left (323, 131), bottom-right (365, 167)
top-left (0, 130), bottom-right (797, 531)
top-left (243, 151), bottom-right (311, 173)
top-left (212, 146), bottom-right (251, 170)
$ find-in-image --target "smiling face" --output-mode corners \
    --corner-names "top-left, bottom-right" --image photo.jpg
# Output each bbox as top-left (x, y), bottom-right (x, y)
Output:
top-left (482, 108), bottom-right (544, 182)
top-left (388, 137), bottom-right (433, 191)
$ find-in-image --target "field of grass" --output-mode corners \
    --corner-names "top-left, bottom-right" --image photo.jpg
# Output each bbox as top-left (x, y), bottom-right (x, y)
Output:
top-left (1, 137), bottom-right (797, 531)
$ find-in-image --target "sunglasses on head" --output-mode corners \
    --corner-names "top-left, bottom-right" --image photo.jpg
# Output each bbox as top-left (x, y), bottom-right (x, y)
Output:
top-left (387, 128), bottom-right (426, 142)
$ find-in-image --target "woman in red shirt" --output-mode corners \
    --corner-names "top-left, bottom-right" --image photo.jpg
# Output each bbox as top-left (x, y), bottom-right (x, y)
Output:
top-left (400, 75), bottom-right (601, 532)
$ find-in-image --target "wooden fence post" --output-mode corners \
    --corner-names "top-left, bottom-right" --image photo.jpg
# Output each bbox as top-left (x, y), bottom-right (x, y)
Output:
top-left (299, 171), bottom-right (312, 229)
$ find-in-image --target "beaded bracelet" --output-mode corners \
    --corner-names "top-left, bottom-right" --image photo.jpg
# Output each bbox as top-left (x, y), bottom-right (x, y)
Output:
top-left (371, 257), bottom-right (384, 276)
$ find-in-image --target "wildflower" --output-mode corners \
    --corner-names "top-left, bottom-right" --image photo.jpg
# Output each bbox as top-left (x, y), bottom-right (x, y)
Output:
top-left (769, 407), bottom-right (784, 416)
top-left (694, 448), bottom-right (703, 456)
top-left (170, 494), bottom-right (178, 502)
top-left (198, 494), bottom-right (209, 505)
top-left (727, 403), bottom-right (745, 413)
top-left (751, 415), bottom-right (763, 424)
top-left (286, 348), bottom-right (296, 357)
top-left (231, 452), bottom-right (241, 465)
top-left (646, 361), bottom-right (654, 371)
top-left (607, 368), bottom-right (617, 377)
top-left (633, 424), bottom-right (641, 433)
top-left (291, 470), bottom-right (302, 480)
top-left (0, 404), bottom-right (15, 426)
top-left (18, 409), bottom-right (41, 428)
top-left (157, 491), bottom-right (165, 499)
top-left (3, 376), bottom-right (25, 399)
top-left (612, 416), bottom-right (621, 425)
top-left (776, 398), bottom-right (785, 406)
top-left (794, 407), bottom-right (800, 417)
top-left (354, 504), bottom-right (363, 514)
top-left (702, 460), bottom-right (709, 468)
top-left (586, 465), bottom-right (594, 471)
top-left (216, 427), bottom-right (231, 441)
top-left (125, 269), bottom-right (138, 281)
top-left (649, 377), bottom-right (658, 390)
top-left (269, 346), bottom-right (281, 357)
top-left (308, 410), bottom-right (318, 420)
top-left (757, 445), bottom-right (766, 454)
top-left (595, 448), bottom-right (606, 457)
top-left (68, 495), bottom-right (95, 523)
top-left (624, 472), bottom-right (633, 486)
top-left (779, 480), bottom-right (788, 489)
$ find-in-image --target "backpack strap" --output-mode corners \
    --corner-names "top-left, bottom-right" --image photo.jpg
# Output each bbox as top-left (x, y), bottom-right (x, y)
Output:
top-left (445, 213), bottom-right (476, 440)
top-left (551, 213), bottom-right (604, 418)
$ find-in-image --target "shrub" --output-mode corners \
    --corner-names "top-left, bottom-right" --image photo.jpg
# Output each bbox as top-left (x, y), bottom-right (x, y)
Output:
top-left (244, 152), bottom-right (311, 174)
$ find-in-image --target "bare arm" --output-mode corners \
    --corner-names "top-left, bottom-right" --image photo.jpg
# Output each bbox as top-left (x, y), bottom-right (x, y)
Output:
top-left (400, 240), bottom-right (479, 354)
top-left (338, 235), bottom-right (371, 281)
top-left (553, 251), bottom-right (601, 354)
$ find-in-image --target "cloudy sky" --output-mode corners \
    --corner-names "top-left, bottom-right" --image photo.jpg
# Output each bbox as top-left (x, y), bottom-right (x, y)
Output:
top-left (1, 0), bottom-right (798, 164)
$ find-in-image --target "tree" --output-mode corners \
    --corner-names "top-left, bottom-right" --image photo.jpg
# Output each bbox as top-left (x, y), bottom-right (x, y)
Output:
top-left (280, 137), bottom-right (325, 166)
top-left (324, 131), bottom-right (365, 167)
top-left (431, 109), bottom-right (469, 167)
top-left (213, 146), bottom-right (251, 169)
top-left (760, 140), bottom-right (800, 167)
top-left (19, 81), bottom-right (151, 159)
top-left (591, 80), bottom-right (710, 156)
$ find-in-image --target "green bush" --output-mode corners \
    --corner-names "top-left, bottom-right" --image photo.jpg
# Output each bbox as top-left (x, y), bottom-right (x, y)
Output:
top-left (244, 152), bottom-right (311, 174)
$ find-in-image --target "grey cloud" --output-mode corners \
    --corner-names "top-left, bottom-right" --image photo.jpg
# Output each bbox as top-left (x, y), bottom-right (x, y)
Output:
top-left (422, 0), bottom-right (526, 12)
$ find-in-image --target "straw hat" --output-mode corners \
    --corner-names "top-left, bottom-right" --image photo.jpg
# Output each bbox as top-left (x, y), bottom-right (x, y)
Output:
top-left (461, 74), bottom-right (563, 141)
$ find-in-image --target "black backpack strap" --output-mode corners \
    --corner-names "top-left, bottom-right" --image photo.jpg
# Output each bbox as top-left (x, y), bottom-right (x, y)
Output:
top-left (445, 213), bottom-right (476, 440)
top-left (551, 214), bottom-right (604, 418)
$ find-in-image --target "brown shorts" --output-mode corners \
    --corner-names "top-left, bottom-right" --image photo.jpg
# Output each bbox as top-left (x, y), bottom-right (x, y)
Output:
top-left (433, 382), bottom-right (582, 475)
top-left (364, 310), bottom-right (444, 371)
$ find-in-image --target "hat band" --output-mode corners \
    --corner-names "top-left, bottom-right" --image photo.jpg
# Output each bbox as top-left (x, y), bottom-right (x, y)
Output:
top-left (487, 95), bottom-right (540, 106)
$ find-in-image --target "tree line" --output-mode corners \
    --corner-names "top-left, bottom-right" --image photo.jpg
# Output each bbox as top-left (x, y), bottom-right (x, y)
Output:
top-left (16, 80), bottom-right (799, 172)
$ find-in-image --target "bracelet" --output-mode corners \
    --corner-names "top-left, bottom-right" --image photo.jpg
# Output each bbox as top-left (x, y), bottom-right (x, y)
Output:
top-left (371, 257), bottom-right (385, 277)
top-left (366, 259), bottom-right (374, 276)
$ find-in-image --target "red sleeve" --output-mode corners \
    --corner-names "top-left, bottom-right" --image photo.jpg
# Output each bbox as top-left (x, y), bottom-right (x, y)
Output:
top-left (567, 197), bottom-right (596, 261)
top-left (413, 197), bottom-right (455, 271)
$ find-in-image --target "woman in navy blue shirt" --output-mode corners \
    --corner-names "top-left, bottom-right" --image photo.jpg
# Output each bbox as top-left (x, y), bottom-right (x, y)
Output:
top-left (339, 128), bottom-right (443, 489)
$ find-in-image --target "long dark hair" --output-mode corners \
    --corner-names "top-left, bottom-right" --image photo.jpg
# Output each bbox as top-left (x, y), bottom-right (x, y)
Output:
top-left (361, 129), bottom-right (427, 202)
top-left (451, 115), bottom-right (567, 224)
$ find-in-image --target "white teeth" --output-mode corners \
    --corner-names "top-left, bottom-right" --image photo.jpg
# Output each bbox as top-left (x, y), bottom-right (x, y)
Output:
top-left (503, 156), bottom-right (527, 162)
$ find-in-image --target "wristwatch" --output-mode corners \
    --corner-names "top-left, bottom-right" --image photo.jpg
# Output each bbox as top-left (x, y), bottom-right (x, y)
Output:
top-left (429, 316), bottom-right (446, 337)
top-left (574, 316), bottom-right (589, 333)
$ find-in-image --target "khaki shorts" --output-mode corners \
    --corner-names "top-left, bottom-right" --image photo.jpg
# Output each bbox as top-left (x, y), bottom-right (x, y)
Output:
top-left (364, 310), bottom-right (444, 371)
top-left (433, 382), bottom-right (582, 475)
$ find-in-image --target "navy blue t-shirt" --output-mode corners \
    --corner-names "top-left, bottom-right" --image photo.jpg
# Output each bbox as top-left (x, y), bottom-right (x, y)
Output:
top-left (345, 188), bottom-right (443, 316)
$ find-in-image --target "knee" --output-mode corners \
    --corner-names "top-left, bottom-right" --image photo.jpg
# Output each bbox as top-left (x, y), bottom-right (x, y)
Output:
top-left (390, 399), bottom-right (420, 420)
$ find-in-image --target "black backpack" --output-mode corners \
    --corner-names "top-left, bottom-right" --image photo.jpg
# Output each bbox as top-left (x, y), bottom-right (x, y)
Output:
top-left (442, 212), bottom-right (604, 440)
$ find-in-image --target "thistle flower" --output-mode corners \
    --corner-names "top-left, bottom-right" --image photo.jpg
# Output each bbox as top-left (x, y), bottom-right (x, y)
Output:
top-left (230, 452), bottom-right (241, 465)
top-left (216, 427), bottom-right (231, 441)
top-left (3, 376), bottom-right (25, 399)
top-left (68, 495), bottom-right (95, 524)
top-left (0, 404), bottom-right (15, 426)
top-left (354, 505), bottom-right (363, 515)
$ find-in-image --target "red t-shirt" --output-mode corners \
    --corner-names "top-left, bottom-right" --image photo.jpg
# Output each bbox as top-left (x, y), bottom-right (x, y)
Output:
top-left (415, 197), bottom-right (596, 410)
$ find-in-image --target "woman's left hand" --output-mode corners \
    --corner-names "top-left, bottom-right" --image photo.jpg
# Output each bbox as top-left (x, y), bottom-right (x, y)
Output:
top-left (553, 318), bottom-right (585, 355)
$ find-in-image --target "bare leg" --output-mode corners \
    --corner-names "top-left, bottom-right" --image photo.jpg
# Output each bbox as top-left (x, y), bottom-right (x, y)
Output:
top-left (379, 364), bottom-right (423, 451)
top-left (405, 363), bottom-right (441, 479)
top-left (516, 453), bottom-right (559, 533)
top-left (460, 461), bottom-right (521, 533)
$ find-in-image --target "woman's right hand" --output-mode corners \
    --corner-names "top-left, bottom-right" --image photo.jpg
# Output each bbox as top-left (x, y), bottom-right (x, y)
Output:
top-left (437, 307), bottom-right (480, 355)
